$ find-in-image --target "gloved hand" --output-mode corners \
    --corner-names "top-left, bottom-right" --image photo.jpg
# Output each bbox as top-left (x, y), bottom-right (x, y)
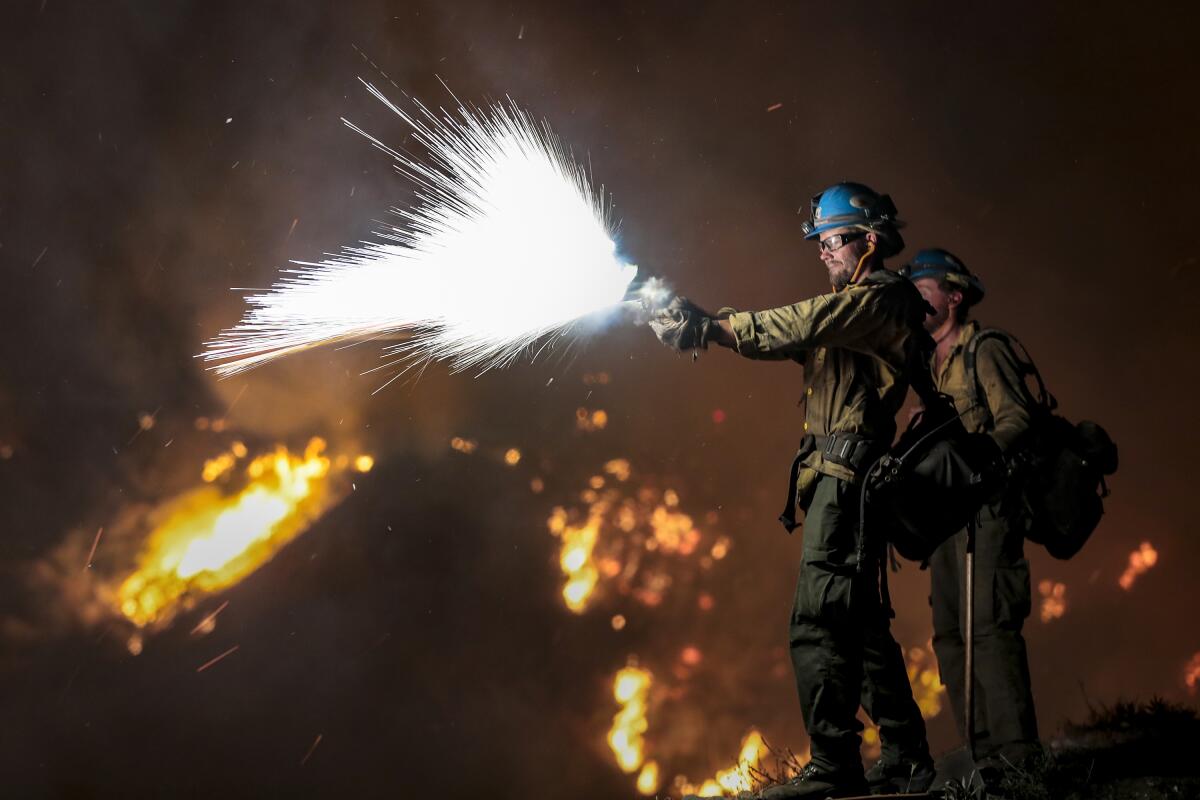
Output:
top-left (649, 296), bottom-right (716, 351)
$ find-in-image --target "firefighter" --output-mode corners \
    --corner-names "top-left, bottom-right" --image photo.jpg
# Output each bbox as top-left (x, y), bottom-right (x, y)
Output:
top-left (903, 248), bottom-right (1040, 783)
top-left (651, 183), bottom-right (935, 798)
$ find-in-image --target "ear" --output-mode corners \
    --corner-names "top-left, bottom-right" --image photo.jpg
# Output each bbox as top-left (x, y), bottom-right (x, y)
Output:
top-left (865, 230), bottom-right (879, 245)
top-left (947, 288), bottom-right (964, 311)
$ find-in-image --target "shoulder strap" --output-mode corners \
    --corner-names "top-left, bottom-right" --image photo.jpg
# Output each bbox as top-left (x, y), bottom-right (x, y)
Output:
top-left (964, 328), bottom-right (1057, 425)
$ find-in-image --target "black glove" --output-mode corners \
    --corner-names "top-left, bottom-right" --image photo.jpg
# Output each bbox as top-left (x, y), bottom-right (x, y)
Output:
top-left (649, 296), bottom-right (716, 351)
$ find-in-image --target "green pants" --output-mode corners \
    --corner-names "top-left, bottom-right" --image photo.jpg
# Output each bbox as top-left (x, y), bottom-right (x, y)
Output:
top-left (790, 475), bottom-right (931, 773)
top-left (930, 504), bottom-right (1039, 763)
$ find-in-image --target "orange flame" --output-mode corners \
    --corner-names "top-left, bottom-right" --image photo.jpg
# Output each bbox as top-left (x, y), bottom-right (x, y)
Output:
top-left (678, 730), bottom-right (767, 797)
top-left (1118, 541), bottom-right (1158, 590)
top-left (609, 666), bottom-right (652, 774)
top-left (115, 437), bottom-right (371, 629)
top-left (635, 760), bottom-right (660, 795)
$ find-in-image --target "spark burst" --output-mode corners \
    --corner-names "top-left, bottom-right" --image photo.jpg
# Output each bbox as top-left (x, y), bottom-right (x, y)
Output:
top-left (202, 81), bottom-right (637, 385)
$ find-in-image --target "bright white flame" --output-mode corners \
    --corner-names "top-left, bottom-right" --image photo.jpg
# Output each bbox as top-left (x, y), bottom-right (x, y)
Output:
top-left (202, 81), bottom-right (637, 382)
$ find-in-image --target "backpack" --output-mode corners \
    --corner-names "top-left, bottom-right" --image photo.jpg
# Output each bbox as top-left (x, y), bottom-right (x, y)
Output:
top-left (862, 285), bottom-right (1005, 565)
top-left (963, 329), bottom-right (1118, 560)
top-left (866, 394), bottom-right (1004, 563)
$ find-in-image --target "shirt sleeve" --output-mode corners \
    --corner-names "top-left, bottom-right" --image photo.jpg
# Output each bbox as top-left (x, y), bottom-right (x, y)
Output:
top-left (975, 337), bottom-right (1034, 453)
top-left (724, 285), bottom-right (888, 360)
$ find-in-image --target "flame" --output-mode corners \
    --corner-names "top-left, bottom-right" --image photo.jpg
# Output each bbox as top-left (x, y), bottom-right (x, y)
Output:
top-left (115, 437), bottom-right (370, 628)
top-left (1118, 541), bottom-right (1158, 590)
top-left (609, 666), bottom-right (652, 773)
top-left (1186, 653), bottom-right (1200, 694)
top-left (607, 660), bottom-right (767, 798)
top-left (678, 730), bottom-right (767, 797)
top-left (636, 761), bottom-right (660, 795)
top-left (1038, 579), bottom-right (1068, 622)
top-left (551, 506), bottom-right (601, 612)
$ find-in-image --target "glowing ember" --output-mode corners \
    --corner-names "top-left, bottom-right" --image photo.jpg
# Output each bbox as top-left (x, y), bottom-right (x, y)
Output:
top-left (449, 436), bottom-right (478, 454)
top-left (609, 665), bottom-right (652, 773)
top-left (1186, 653), bottom-right (1200, 694)
top-left (1038, 579), bottom-right (1068, 622)
top-left (1118, 541), bottom-right (1158, 590)
top-left (605, 459), bottom-right (631, 481)
top-left (545, 459), bottom-right (722, 614)
top-left (115, 437), bottom-right (370, 629)
top-left (576, 407), bottom-right (609, 432)
top-left (503, 448), bottom-right (522, 466)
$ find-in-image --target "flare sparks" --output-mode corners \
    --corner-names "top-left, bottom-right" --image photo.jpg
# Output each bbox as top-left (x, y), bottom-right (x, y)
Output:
top-left (202, 82), bottom-right (637, 383)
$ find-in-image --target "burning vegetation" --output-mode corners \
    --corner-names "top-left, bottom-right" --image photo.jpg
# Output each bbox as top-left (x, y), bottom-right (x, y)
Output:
top-left (37, 434), bottom-right (374, 654)
top-left (116, 436), bottom-right (372, 631)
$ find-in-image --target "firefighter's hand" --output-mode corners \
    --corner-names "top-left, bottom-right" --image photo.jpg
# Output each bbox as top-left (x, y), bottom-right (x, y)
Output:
top-left (649, 296), bottom-right (716, 351)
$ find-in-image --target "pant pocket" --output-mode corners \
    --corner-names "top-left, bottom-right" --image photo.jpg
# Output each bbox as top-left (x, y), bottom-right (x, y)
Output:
top-left (792, 562), bottom-right (854, 626)
top-left (993, 560), bottom-right (1032, 629)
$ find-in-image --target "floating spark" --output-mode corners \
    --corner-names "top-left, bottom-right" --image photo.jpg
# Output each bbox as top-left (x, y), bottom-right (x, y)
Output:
top-left (202, 82), bottom-right (637, 382)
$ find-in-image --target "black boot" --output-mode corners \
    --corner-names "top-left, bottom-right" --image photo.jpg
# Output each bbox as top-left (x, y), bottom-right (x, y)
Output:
top-left (759, 762), bottom-right (869, 799)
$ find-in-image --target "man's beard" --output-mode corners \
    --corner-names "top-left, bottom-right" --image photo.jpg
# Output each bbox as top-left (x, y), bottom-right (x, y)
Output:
top-left (827, 260), bottom-right (854, 291)
top-left (923, 308), bottom-right (950, 334)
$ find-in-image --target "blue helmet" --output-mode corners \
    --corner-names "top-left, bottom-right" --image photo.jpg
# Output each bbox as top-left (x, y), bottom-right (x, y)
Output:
top-left (901, 248), bottom-right (986, 304)
top-left (800, 181), bottom-right (905, 257)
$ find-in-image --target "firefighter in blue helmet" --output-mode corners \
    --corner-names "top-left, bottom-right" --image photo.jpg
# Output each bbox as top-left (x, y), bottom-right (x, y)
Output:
top-left (651, 182), bottom-right (935, 798)
top-left (903, 248), bottom-right (1040, 785)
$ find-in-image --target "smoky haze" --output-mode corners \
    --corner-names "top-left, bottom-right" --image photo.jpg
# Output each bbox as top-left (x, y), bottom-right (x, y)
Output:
top-left (1, 1), bottom-right (1197, 798)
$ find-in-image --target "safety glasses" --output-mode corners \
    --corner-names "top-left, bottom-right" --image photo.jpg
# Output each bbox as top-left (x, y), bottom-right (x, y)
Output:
top-left (817, 231), bottom-right (867, 252)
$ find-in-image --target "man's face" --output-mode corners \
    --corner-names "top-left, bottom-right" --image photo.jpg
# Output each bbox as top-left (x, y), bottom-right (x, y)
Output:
top-left (817, 226), bottom-right (871, 290)
top-left (913, 276), bottom-right (961, 333)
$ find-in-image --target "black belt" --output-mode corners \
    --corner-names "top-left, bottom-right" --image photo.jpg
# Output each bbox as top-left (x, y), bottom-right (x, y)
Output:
top-left (778, 431), bottom-right (879, 533)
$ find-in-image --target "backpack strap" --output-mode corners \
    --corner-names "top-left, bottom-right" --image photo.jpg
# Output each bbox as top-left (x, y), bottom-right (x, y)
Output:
top-left (963, 327), bottom-right (1057, 428)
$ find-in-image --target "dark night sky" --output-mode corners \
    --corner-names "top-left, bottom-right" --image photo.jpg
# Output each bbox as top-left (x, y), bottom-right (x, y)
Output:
top-left (2, 2), bottom-right (1199, 798)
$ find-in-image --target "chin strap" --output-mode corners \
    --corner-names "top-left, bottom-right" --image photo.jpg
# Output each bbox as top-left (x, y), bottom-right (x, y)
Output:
top-left (835, 239), bottom-right (876, 293)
